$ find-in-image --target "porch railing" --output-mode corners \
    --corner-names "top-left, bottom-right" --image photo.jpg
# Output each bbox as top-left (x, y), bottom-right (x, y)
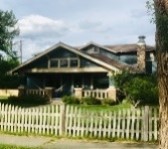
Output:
top-left (74, 87), bottom-right (116, 101)
top-left (26, 89), bottom-right (47, 96)
top-left (83, 89), bottom-right (109, 100)
top-left (18, 86), bottom-right (53, 99)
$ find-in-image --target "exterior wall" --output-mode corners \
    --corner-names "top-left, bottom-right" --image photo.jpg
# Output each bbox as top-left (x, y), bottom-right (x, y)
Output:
top-left (26, 57), bottom-right (48, 69)
top-left (0, 89), bottom-right (18, 97)
top-left (81, 45), bottom-right (99, 54)
top-left (26, 47), bottom-right (104, 71)
top-left (80, 57), bottom-right (99, 67)
top-left (48, 47), bottom-right (77, 58)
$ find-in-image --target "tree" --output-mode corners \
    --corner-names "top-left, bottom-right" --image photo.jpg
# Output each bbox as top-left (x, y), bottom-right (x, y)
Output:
top-left (153, 0), bottom-right (168, 148)
top-left (114, 72), bottom-right (158, 106)
top-left (0, 10), bottom-right (20, 88)
top-left (0, 10), bottom-right (19, 59)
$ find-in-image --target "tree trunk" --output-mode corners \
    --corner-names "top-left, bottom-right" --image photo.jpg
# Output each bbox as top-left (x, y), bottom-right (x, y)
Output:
top-left (154, 0), bottom-right (168, 148)
top-left (157, 51), bottom-right (168, 149)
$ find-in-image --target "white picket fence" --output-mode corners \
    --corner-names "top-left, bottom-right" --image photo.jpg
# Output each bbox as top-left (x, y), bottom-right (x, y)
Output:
top-left (0, 103), bottom-right (159, 141)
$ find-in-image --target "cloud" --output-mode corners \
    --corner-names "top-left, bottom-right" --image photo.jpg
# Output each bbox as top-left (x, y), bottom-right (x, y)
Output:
top-left (79, 20), bottom-right (102, 31)
top-left (18, 15), bottom-right (69, 39)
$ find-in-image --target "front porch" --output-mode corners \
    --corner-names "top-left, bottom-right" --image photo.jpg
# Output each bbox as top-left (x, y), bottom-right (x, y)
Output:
top-left (18, 86), bottom-right (116, 102)
top-left (19, 72), bottom-right (117, 101)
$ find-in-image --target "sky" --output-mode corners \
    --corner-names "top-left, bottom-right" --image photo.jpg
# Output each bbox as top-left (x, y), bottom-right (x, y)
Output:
top-left (0, 0), bottom-right (155, 61)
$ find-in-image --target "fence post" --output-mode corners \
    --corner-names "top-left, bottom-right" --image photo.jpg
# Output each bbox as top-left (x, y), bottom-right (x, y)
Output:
top-left (60, 104), bottom-right (66, 136)
top-left (143, 106), bottom-right (149, 141)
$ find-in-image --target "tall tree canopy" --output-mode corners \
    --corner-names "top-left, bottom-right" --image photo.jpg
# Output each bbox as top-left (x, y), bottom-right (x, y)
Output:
top-left (0, 10), bottom-right (19, 59)
top-left (153, 0), bottom-right (168, 148)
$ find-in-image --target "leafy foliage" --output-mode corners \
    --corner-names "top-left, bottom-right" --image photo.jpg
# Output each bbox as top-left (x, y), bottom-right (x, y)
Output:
top-left (62, 96), bottom-right (102, 105)
top-left (114, 72), bottom-right (158, 105)
top-left (62, 96), bottom-right (80, 104)
top-left (8, 94), bottom-right (49, 105)
top-left (0, 10), bottom-right (20, 88)
top-left (0, 59), bottom-right (20, 88)
top-left (81, 97), bottom-right (101, 105)
top-left (0, 58), bottom-right (19, 73)
top-left (0, 10), bottom-right (19, 59)
top-left (101, 98), bottom-right (117, 106)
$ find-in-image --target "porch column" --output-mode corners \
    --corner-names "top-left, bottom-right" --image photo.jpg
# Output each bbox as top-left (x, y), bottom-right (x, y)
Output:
top-left (45, 87), bottom-right (54, 101)
top-left (71, 75), bottom-right (74, 93)
top-left (107, 72), bottom-right (116, 101)
top-left (107, 72), bottom-right (115, 87)
top-left (90, 75), bottom-right (94, 89)
top-left (74, 88), bottom-right (83, 99)
top-left (82, 76), bottom-right (85, 88)
top-left (18, 85), bottom-right (25, 97)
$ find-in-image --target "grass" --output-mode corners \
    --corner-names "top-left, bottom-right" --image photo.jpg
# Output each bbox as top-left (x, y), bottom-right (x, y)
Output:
top-left (0, 96), bottom-right (132, 112)
top-left (0, 144), bottom-right (40, 149)
top-left (74, 102), bottom-right (132, 112)
top-left (0, 96), bottom-right (8, 100)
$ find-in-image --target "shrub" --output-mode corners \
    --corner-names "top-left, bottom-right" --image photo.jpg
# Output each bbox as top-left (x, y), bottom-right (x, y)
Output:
top-left (81, 97), bottom-right (101, 105)
top-left (62, 96), bottom-right (80, 104)
top-left (124, 77), bottom-right (158, 105)
top-left (8, 94), bottom-right (49, 105)
top-left (101, 98), bottom-right (116, 106)
top-left (114, 72), bottom-right (159, 106)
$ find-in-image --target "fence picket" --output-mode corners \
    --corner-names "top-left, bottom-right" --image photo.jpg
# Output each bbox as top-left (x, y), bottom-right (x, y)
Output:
top-left (154, 107), bottom-right (158, 140)
top-left (0, 104), bottom-right (159, 141)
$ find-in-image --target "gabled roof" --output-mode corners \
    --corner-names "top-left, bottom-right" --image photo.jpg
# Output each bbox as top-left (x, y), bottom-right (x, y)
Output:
top-left (89, 54), bottom-right (130, 70)
top-left (79, 42), bottom-right (155, 54)
top-left (11, 42), bottom-right (122, 74)
top-left (79, 41), bottom-right (118, 53)
top-left (105, 44), bottom-right (155, 54)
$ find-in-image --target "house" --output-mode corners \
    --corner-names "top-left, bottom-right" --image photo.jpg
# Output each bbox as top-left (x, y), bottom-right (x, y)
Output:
top-left (11, 36), bottom-right (156, 101)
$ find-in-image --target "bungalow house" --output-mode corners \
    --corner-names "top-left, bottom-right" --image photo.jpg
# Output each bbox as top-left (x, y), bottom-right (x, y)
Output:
top-left (11, 36), bottom-right (156, 101)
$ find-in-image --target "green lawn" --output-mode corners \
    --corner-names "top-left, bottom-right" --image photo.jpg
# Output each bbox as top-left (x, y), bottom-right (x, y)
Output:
top-left (74, 102), bottom-right (132, 112)
top-left (0, 96), bottom-right (132, 111)
top-left (0, 144), bottom-right (40, 149)
top-left (0, 96), bottom-right (8, 100)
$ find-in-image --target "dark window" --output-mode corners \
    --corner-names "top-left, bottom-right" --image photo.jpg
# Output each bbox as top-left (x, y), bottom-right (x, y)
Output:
top-left (70, 59), bottom-right (78, 67)
top-left (60, 59), bottom-right (68, 67)
top-left (50, 60), bottom-right (58, 67)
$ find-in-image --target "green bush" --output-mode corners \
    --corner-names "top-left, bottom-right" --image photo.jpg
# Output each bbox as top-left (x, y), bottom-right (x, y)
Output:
top-left (62, 96), bottom-right (80, 104)
top-left (0, 59), bottom-right (20, 88)
top-left (81, 97), bottom-right (101, 105)
top-left (8, 94), bottom-right (49, 105)
top-left (101, 98), bottom-right (116, 106)
top-left (114, 72), bottom-right (158, 105)
top-left (124, 76), bottom-right (158, 105)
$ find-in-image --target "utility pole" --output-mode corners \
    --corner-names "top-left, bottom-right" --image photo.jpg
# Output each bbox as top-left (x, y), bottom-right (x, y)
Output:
top-left (20, 40), bottom-right (22, 64)
top-left (12, 40), bottom-right (23, 64)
